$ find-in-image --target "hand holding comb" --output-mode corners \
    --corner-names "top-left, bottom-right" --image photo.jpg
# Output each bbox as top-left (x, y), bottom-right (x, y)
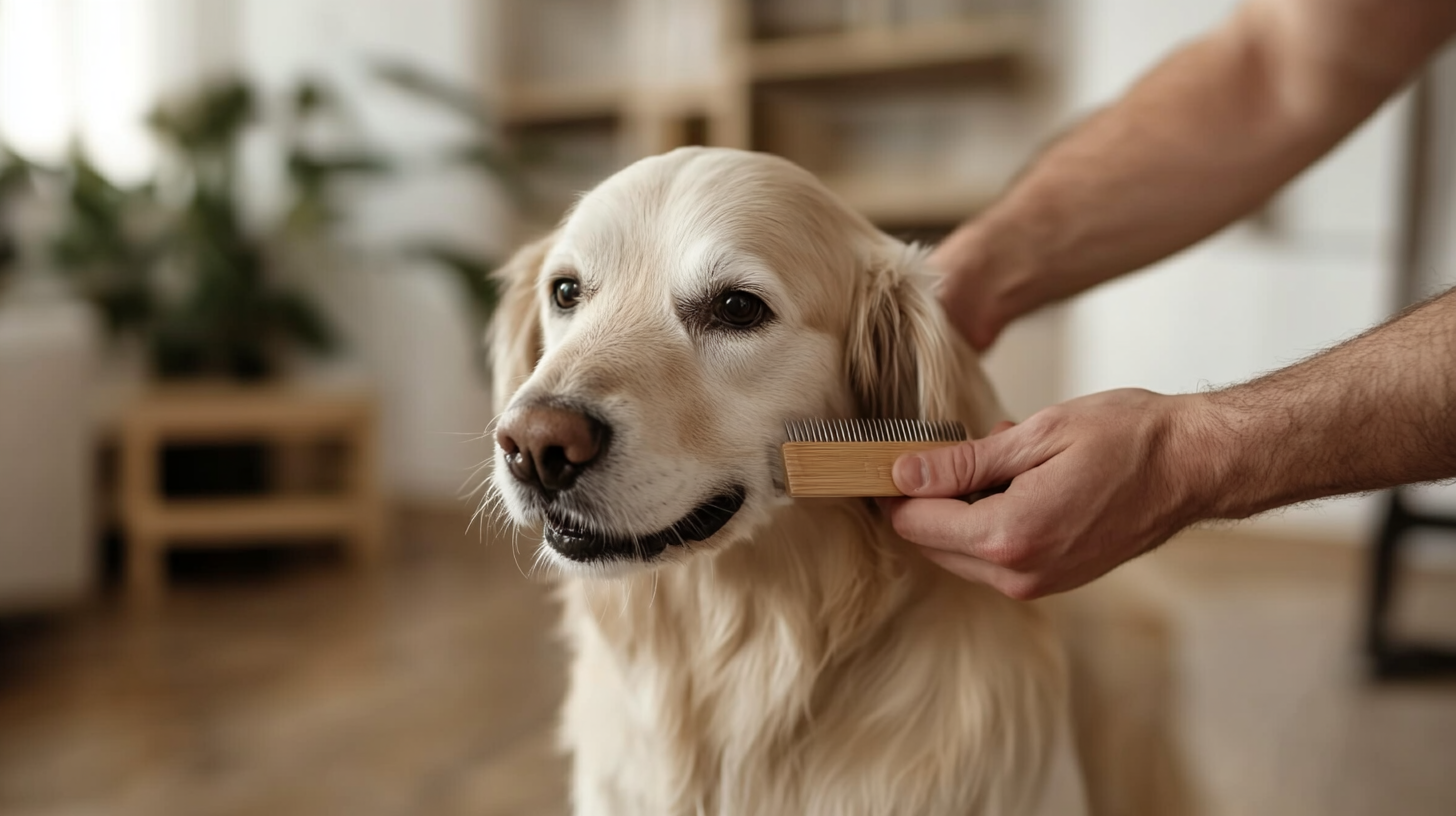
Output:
top-left (781, 419), bottom-right (1010, 499)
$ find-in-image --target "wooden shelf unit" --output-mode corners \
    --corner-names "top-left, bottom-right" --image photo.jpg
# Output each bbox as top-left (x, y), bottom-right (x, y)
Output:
top-left (499, 83), bottom-right (627, 125)
top-left (748, 14), bottom-right (1036, 82)
top-left (486, 0), bottom-right (1053, 232)
top-left (117, 385), bottom-right (385, 603)
top-left (822, 173), bottom-right (1001, 229)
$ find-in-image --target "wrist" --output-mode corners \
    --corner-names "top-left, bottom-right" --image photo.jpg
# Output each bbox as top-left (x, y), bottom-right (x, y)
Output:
top-left (1162, 391), bottom-right (1272, 522)
top-left (1154, 392), bottom-right (1249, 525)
top-left (936, 216), bottom-right (1048, 347)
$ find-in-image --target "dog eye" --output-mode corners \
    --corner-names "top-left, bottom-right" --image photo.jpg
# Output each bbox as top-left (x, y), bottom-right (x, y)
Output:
top-left (710, 290), bottom-right (770, 330)
top-left (551, 278), bottom-right (582, 310)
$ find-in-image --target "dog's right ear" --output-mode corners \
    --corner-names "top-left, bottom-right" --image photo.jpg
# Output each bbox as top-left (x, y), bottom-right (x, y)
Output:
top-left (845, 240), bottom-right (1008, 436)
top-left (488, 232), bottom-right (556, 414)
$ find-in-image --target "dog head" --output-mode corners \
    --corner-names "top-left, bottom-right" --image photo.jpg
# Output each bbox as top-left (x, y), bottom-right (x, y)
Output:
top-left (488, 148), bottom-right (1001, 575)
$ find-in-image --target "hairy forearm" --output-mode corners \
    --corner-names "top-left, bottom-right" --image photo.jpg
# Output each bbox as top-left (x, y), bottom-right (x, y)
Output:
top-left (943, 0), bottom-right (1455, 327)
top-left (1189, 287), bottom-right (1456, 519)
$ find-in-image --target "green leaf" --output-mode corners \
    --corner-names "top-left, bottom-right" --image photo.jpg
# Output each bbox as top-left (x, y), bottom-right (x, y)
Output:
top-left (94, 282), bottom-right (154, 333)
top-left (292, 78), bottom-right (332, 117)
top-left (407, 242), bottom-right (501, 321)
top-left (288, 150), bottom-right (393, 185)
top-left (264, 289), bottom-right (336, 353)
top-left (0, 151), bottom-right (35, 196)
top-left (148, 77), bottom-right (255, 155)
top-left (442, 142), bottom-right (532, 204)
top-left (370, 58), bottom-right (494, 124)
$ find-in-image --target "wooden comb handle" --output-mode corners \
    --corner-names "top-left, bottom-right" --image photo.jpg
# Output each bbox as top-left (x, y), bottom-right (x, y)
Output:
top-left (782, 442), bottom-right (1013, 499)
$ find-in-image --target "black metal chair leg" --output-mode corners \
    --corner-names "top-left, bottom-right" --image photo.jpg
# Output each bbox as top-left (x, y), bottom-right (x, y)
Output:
top-left (1364, 488), bottom-right (1456, 681)
top-left (1365, 491), bottom-right (1405, 664)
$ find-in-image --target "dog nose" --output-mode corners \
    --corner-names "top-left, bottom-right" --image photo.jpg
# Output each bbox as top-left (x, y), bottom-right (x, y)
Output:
top-left (496, 406), bottom-right (608, 493)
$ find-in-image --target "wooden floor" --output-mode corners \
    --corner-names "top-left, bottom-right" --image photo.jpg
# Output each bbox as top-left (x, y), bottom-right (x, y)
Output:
top-left (0, 512), bottom-right (569, 816)
top-left (1, 511), bottom-right (1454, 816)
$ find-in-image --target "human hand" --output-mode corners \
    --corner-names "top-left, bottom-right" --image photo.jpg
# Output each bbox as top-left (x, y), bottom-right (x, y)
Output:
top-left (880, 389), bottom-right (1217, 599)
top-left (929, 223), bottom-right (1035, 353)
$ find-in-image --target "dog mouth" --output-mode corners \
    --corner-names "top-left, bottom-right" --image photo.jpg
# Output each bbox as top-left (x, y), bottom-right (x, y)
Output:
top-left (543, 486), bottom-right (747, 563)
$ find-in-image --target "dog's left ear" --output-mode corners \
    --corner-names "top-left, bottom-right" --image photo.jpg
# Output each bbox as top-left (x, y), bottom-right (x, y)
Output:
top-left (845, 241), bottom-right (1004, 432)
top-left (488, 231), bottom-right (556, 414)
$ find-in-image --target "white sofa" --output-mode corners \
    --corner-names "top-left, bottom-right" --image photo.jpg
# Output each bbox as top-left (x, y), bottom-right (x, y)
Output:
top-left (0, 291), bottom-right (99, 612)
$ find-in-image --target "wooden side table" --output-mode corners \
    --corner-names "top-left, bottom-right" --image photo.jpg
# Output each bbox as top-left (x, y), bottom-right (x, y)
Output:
top-left (118, 385), bottom-right (385, 602)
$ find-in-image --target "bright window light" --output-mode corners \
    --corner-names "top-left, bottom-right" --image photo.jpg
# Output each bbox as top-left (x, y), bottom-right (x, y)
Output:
top-left (0, 0), bottom-right (156, 181)
top-left (0, 0), bottom-right (76, 164)
top-left (76, 0), bottom-right (156, 183)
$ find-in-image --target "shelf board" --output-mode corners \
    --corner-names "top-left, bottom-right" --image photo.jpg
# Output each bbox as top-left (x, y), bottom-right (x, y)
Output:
top-left (499, 83), bottom-right (626, 125)
top-left (749, 15), bottom-right (1036, 82)
top-left (824, 173), bottom-right (998, 227)
top-left (146, 497), bottom-right (360, 542)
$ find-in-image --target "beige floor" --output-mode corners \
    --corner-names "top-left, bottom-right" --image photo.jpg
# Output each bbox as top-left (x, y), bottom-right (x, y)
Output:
top-left (0, 512), bottom-right (1453, 816)
top-left (1138, 530), bottom-right (1456, 816)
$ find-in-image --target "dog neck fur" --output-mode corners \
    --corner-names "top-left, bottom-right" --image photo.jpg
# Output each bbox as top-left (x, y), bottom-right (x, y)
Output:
top-left (560, 488), bottom-right (1063, 815)
top-left (553, 314), bottom-right (1060, 815)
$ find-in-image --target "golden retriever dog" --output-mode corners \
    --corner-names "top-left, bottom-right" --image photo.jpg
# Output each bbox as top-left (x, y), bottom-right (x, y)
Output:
top-left (487, 147), bottom-right (1138, 815)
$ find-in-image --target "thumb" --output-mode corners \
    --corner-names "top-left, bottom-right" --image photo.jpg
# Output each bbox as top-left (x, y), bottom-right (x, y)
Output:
top-left (892, 424), bottom-right (1036, 498)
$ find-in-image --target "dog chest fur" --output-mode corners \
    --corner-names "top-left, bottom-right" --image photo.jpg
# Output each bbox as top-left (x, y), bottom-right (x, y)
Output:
top-left (558, 501), bottom-right (1066, 815)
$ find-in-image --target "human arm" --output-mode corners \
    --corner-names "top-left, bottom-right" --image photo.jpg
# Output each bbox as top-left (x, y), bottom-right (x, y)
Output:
top-left (935, 0), bottom-right (1456, 350)
top-left (883, 286), bottom-right (1456, 599)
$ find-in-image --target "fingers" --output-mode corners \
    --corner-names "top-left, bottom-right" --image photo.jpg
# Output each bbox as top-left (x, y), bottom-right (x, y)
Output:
top-left (913, 546), bottom-right (1012, 589)
top-left (882, 497), bottom-right (1055, 600)
top-left (913, 546), bottom-right (1050, 601)
top-left (891, 421), bottom-right (1044, 498)
top-left (882, 496), bottom-right (1019, 563)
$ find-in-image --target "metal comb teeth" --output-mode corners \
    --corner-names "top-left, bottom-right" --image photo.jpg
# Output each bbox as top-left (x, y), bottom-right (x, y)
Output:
top-left (784, 419), bottom-right (967, 443)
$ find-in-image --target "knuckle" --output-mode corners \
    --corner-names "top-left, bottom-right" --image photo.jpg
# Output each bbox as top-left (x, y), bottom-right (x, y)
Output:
top-left (1035, 406), bottom-right (1070, 433)
top-left (1002, 545), bottom-right (1040, 572)
top-left (947, 443), bottom-right (980, 490)
top-left (1000, 574), bottom-right (1046, 601)
top-left (981, 534), bottom-right (1034, 570)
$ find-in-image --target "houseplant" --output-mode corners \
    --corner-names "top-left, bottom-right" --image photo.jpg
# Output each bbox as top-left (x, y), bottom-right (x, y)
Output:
top-left (0, 148), bottom-right (39, 293)
top-left (371, 59), bottom-right (546, 355)
top-left (45, 76), bottom-right (389, 381)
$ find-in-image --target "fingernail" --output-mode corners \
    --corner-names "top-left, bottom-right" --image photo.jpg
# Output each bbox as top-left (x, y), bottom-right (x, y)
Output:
top-left (895, 455), bottom-right (927, 493)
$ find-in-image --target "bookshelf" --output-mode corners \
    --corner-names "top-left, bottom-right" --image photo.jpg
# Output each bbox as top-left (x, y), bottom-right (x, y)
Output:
top-left (485, 0), bottom-right (1055, 237)
top-left (747, 14), bottom-right (1036, 82)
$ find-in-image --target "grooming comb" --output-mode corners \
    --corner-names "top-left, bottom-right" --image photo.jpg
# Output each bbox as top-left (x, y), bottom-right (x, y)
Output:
top-left (781, 419), bottom-right (969, 498)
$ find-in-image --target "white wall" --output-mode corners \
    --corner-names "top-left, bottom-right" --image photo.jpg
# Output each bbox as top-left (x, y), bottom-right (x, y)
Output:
top-left (225, 0), bottom-right (505, 503)
top-left (1058, 0), bottom-right (1414, 541)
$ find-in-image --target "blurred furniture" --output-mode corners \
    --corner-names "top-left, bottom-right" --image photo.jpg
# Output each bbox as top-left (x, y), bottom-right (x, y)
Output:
top-left (0, 296), bottom-right (100, 612)
top-left (492, 0), bottom-right (1051, 237)
top-left (118, 385), bottom-right (384, 602)
top-left (1368, 490), bottom-right (1456, 678)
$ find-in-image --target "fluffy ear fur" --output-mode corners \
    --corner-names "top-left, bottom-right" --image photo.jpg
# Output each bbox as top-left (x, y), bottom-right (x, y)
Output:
top-left (845, 241), bottom-right (1008, 435)
top-left (489, 232), bottom-right (556, 414)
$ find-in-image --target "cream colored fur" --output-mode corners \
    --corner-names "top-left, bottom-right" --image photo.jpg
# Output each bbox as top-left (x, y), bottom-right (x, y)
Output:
top-left (487, 148), bottom-right (1087, 815)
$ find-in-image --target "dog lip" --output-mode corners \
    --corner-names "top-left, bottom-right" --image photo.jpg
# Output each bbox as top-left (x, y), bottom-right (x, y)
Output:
top-left (543, 486), bottom-right (747, 563)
